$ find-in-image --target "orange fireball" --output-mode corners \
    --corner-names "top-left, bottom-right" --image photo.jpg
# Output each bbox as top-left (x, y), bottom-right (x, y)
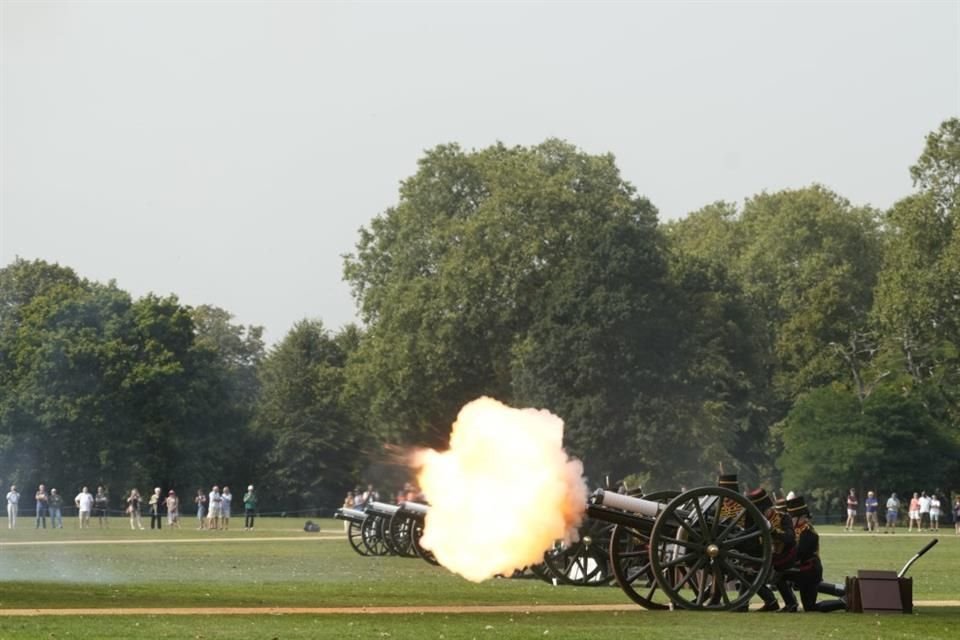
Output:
top-left (413, 397), bottom-right (587, 582)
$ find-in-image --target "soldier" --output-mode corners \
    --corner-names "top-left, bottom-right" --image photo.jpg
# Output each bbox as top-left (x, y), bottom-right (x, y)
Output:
top-left (784, 496), bottom-right (845, 612)
top-left (747, 488), bottom-right (798, 612)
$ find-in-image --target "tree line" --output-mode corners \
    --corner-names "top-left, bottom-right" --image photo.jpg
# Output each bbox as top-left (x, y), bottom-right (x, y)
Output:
top-left (2, 119), bottom-right (958, 512)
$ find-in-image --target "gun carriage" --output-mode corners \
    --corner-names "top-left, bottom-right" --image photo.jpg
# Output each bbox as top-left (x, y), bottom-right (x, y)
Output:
top-left (587, 485), bottom-right (773, 611)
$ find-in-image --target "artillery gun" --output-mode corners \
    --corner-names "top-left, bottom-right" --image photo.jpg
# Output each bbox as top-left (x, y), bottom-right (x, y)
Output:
top-left (587, 485), bottom-right (773, 611)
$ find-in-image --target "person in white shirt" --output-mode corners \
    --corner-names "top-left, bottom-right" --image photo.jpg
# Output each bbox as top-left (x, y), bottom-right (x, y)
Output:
top-left (220, 487), bottom-right (232, 531)
top-left (918, 492), bottom-right (932, 531)
top-left (74, 486), bottom-right (94, 529)
top-left (207, 486), bottom-right (222, 530)
top-left (929, 494), bottom-right (941, 531)
top-left (6, 485), bottom-right (19, 529)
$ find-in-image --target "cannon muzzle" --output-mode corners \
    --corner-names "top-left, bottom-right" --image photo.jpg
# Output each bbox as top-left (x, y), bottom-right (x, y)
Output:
top-left (334, 507), bottom-right (368, 523)
top-left (591, 489), bottom-right (665, 517)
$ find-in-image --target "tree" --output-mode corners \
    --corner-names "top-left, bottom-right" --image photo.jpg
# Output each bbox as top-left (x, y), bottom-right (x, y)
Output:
top-left (779, 383), bottom-right (959, 497)
top-left (255, 321), bottom-right (364, 511)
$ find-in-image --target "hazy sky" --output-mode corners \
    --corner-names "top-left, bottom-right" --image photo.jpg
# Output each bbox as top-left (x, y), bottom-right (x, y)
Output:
top-left (2, 1), bottom-right (958, 344)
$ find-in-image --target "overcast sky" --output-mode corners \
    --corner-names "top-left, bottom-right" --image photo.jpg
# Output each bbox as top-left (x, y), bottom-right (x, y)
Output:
top-left (2, 1), bottom-right (958, 344)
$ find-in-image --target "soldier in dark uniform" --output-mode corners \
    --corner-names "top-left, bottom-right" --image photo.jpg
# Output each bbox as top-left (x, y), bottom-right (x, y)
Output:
top-left (784, 496), bottom-right (845, 612)
top-left (747, 488), bottom-right (798, 612)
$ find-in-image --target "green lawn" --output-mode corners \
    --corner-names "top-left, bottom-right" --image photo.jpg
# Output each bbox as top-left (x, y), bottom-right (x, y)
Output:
top-left (0, 518), bottom-right (955, 638)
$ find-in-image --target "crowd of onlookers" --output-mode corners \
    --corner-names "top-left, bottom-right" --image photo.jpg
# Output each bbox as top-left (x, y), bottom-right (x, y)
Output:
top-left (844, 488), bottom-right (960, 534)
top-left (5, 483), bottom-right (260, 532)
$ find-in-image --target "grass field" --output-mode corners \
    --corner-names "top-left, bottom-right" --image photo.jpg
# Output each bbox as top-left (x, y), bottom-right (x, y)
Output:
top-left (0, 517), bottom-right (956, 638)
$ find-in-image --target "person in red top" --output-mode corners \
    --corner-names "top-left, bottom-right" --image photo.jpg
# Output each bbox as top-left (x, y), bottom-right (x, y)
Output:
top-left (908, 492), bottom-right (921, 532)
top-left (844, 488), bottom-right (858, 531)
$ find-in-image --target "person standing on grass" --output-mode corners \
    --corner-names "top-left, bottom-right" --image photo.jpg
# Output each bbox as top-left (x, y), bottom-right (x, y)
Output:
top-left (243, 485), bottom-right (257, 531)
top-left (845, 488), bottom-right (858, 531)
top-left (918, 491), bottom-right (931, 531)
top-left (864, 491), bottom-right (879, 532)
top-left (149, 487), bottom-right (163, 530)
top-left (35, 484), bottom-right (49, 529)
top-left (954, 497), bottom-right (960, 535)
top-left (94, 486), bottom-right (109, 528)
top-left (207, 485), bottom-right (222, 530)
top-left (48, 489), bottom-right (64, 528)
top-left (908, 492), bottom-right (921, 532)
top-left (74, 486), bottom-right (93, 529)
top-left (220, 486), bottom-right (232, 530)
top-left (194, 489), bottom-right (207, 530)
top-left (6, 485), bottom-right (19, 529)
top-left (885, 493), bottom-right (900, 533)
top-left (929, 494), bottom-right (941, 532)
top-left (342, 491), bottom-right (355, 532)
top-left (165, 490), bottom-right (180, 528)
top-left (127, 488), bottom-right (144, 530)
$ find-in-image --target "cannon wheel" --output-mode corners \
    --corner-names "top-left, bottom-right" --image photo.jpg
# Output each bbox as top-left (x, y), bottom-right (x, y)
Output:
top-left (387, 513), bottom-right (418, 558)
top-left (410, 518), bottom-right (440, 566)
top-left (542, 517), bottom-right (616, 586)
top-left (347, 520), bottom-right (372, 556)
top-left (650, 486), bottom-right (772, 611)
top-left (607, 490), bottom-right (679, 609)
top-left (361, 514), bottom-right (392, 556)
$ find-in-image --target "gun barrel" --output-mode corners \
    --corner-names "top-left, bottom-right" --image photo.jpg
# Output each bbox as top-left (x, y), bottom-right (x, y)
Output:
top-left (400, 501), bottom-right (429, 516)
top-left (593, 490), bottom-right (664, 517)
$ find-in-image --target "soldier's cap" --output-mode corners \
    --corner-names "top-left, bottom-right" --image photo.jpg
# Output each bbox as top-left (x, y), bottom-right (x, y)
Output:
top-left (786, 496), bottom-right (809, 517)
top-left (774, 497), bottom-right (787, 512)
top-left (717, 474), bottom-right (739, 488)
top-left (747, 487), bottom-right (773, 511)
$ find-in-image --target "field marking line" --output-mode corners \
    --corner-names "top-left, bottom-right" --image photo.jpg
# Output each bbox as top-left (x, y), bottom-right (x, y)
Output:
top-left (0, 602), bottom-right (957, 616)
top-left (0, 535), bottom-right (343, 547)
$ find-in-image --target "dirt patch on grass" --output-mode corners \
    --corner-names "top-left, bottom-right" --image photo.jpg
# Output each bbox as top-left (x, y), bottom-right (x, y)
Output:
top-left (0, 535), bottom-right (342, 547)
top-left (0, 602), bottom-right (956, 616)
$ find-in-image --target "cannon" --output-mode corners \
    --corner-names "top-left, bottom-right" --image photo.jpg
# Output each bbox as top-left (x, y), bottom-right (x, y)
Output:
top-left (391, 501), bottom-right (440, 565)
top-left (334, 507), bottom-right (371, 557)
top-left (587, 486), bottom-right (772, 611)
top-left (362, 501), bottom-right (402, 556)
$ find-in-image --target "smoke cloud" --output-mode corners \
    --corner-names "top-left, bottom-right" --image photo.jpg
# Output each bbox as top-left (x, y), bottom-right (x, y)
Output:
top-left (413, 397), bottom-right (587, 582)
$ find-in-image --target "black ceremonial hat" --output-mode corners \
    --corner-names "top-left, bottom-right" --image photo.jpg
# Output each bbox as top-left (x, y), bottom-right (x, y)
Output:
top-left (747, 487), bottom-right (773, 511)
top-left (786, 496), bottom-right (809, 518)
top-left (718, 474), bottom-right (739, 489)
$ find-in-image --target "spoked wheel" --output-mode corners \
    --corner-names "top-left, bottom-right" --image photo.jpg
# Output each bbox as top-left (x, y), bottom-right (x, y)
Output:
top-left (361, 514), bottom-right (392, 556)
top-left (649, 486), bottom-right (771, 611)
top-left (387, 513), bottom-right (417, 558)
top-left (347, 520), bottom-right (371, 556)
top-left (528, 560), bottom-right (555, 583)
top-left (608, 490), bottom-right (679, 609)
top-left (543, 517), bottom-right (615, 586)
top-left (410, 518), bottom-right (439, 565)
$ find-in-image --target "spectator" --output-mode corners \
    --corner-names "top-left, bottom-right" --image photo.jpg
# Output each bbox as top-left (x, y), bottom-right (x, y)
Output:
top-left (221, 486), bottom-right (232, 531)
top-left (74, 486), bottom-right (94, 529)
top-left (918, 491), bottom-right (931, 531)
top-left (35, 484), bottom-right (49, 529)
top-left (342, 491), bottom-right (355, 532)
top-left (361, 484), bottom-right (378, 506)
top-left (864, 491), bottom-right (879, 532)
top-left (207, 485), bottom-right (222, 530)
top-left (127, 488), bottom-right (144, 530)
top-left (6, 485), bottom-right (19, 529)
top-left (885, 493), bottom-right (900, 534)
top-left (94, 486), bottom-right (109, 528)
top-left (194, 489), bottom-right (207, 530)
top-left (908, 492), bottom-right (921, 532)
top-left (845, 488), bottom-right (858, 531)
top-left (165, 490), bottom-right (180, 528)
top-left (243, 485), bottom-right (257, 531)
top-left (49, 489), bottom-right (64, 529)
top-left (149, 487), bottom-right (163, 530)
top-left (929, 494), bottom-right (941, 532)
top-left (954, 497), bottom-right (960, 536)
